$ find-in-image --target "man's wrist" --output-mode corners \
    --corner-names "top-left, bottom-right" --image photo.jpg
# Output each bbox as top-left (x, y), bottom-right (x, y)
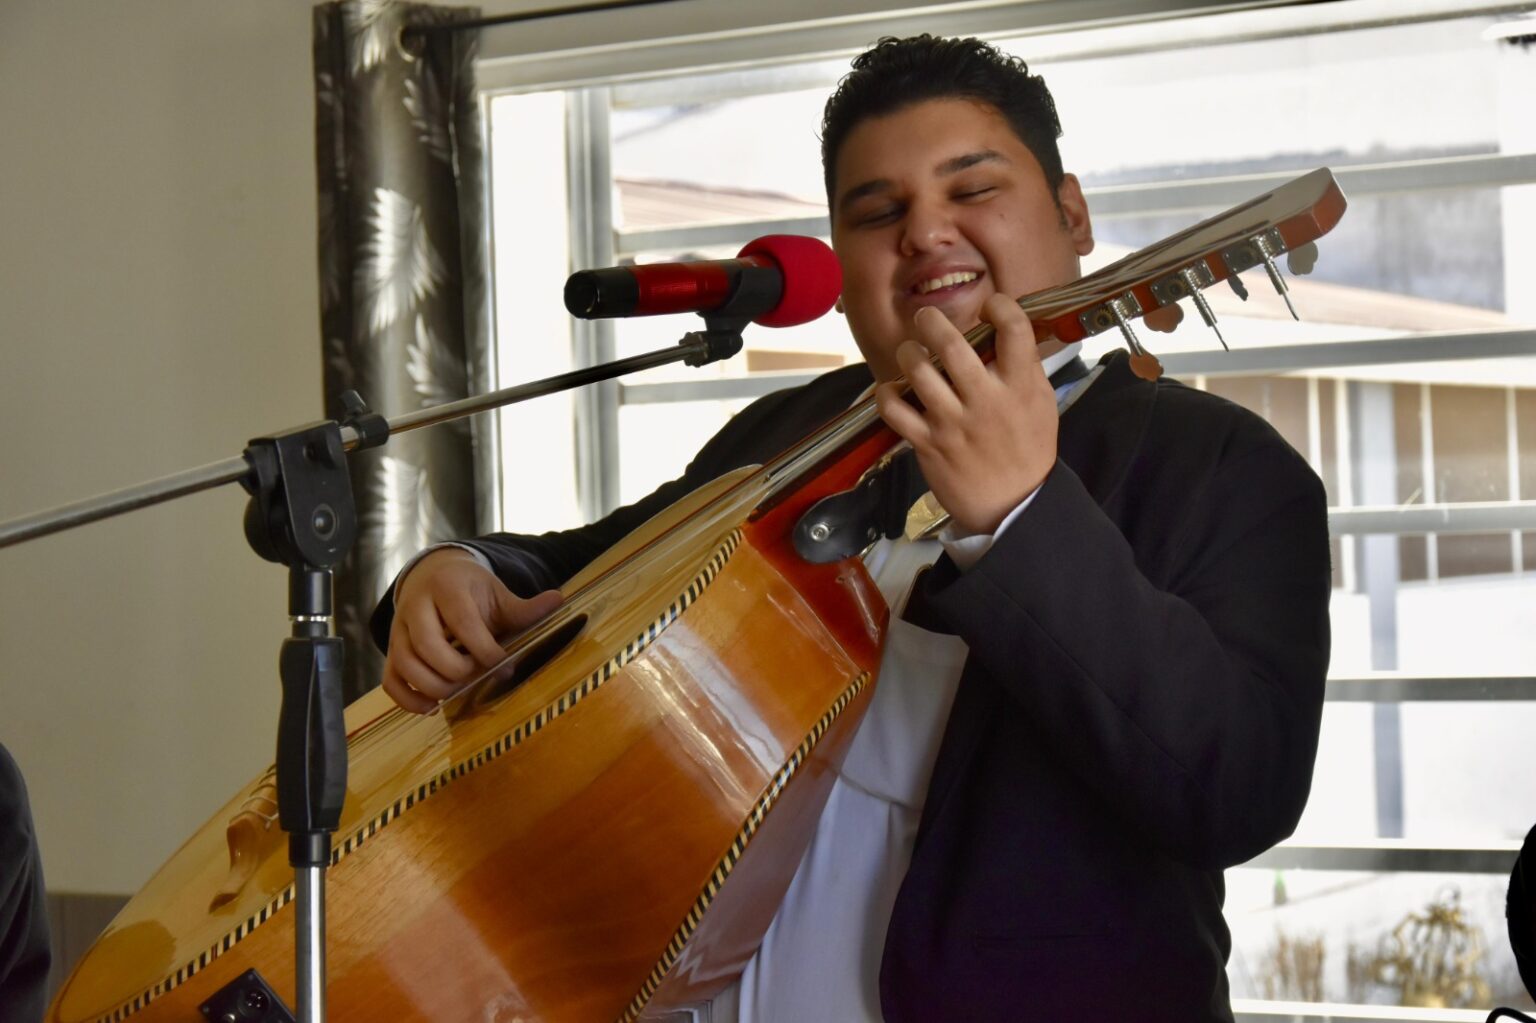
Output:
top-left (394, 543), bottom-right (492, 601)
top-left (940, 478), bottom-right (1046, 571)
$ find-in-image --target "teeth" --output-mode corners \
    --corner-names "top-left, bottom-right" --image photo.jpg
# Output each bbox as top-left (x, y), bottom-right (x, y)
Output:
top-left (916, 271), bottom-right (978, 295)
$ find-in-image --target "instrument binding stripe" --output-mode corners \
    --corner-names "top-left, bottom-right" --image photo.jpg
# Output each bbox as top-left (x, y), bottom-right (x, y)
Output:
top-left (617, 671), bottom-right (870, 1023)
top-left (87, 530), bottom-right (743, 1023)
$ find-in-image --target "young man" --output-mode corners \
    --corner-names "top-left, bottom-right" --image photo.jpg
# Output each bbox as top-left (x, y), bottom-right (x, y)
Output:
top-left (372, 35), bottom-right (1331, 1021)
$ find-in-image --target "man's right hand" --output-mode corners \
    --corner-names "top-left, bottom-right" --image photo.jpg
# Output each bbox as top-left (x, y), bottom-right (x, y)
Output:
top-left (381, 548), bottom-right (563, 714)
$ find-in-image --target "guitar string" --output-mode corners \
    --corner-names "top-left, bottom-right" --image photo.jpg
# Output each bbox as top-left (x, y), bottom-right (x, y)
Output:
top-left (341, 234), bottom-right (1206, 762)
top-left (337, 179), bottom-right (1327, 785)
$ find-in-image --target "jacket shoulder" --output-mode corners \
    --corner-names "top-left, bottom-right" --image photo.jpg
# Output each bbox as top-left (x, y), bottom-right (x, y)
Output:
top-left (689, 361), bottom-right (873, 477)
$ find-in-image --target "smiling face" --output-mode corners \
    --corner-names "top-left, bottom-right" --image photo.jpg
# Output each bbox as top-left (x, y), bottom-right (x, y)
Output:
top-left (829, 97), bottom-right (1095, 381)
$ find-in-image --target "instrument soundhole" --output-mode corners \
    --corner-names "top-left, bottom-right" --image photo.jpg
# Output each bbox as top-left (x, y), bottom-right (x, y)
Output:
top-left (468, 614), bottom-right (590, 711)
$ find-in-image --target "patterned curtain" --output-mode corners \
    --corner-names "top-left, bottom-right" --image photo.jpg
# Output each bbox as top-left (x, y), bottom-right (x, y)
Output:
top-left (313, 0), bottom-right (494, 700)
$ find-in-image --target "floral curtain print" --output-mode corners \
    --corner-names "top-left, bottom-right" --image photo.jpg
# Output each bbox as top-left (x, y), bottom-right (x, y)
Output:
top-left (313, 1), bottom-right (493, 700)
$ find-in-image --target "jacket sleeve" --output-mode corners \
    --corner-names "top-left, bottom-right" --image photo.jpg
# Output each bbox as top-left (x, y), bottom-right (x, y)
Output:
top-left (922, 414), bottom-right (1331, 869)
top-left (368, 365), bottom-right (871, 652)
top-left (369, 455), bottom-right (716, 652)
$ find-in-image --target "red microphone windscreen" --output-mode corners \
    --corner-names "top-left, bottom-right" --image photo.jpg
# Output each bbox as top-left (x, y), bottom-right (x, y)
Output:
top-left (736, 235), bottom-right (843, 328)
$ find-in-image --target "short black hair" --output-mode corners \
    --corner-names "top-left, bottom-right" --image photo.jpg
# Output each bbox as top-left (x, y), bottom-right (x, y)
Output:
top-left (820, 35), bottom-right (1065, 209)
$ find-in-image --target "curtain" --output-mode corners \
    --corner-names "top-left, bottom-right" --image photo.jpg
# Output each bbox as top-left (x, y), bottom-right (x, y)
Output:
top-left (313, 0), bottom-right (494, 700)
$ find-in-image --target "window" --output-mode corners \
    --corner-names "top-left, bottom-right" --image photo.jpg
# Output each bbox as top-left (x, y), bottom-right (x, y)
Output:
top-left (484, 4), bottom-right (1536, 1017)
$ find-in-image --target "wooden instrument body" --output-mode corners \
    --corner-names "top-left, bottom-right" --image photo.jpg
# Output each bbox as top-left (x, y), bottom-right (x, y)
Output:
top-left (48, 467), bottom-right (888, 1023)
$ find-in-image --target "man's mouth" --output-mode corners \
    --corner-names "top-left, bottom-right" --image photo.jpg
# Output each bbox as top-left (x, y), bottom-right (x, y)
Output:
top-left (912, 271), bottom-right (980, 296)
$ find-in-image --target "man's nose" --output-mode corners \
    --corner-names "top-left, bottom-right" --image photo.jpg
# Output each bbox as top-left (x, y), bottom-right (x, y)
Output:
top-left (899, 199), bottom-right (958, 255)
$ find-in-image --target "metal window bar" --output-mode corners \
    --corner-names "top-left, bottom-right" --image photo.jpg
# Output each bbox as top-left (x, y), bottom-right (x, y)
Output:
top-left (567, 87), bottom-right (623, 520)
top-left (1241, 840), bottom-right (1522, 875)
top-left (1329, 501), bottom-right (1536, 535)
top-left (1232, 1000), bottom-right (1499, 1022)
top-left (614, 152), bottom-right (1536, 257)
top-left (1229, 675), bottom-right (1536, 877)
top-left (616, 329), bottom-right (1536, 406)
top-left (1325, 676), bottom-right (1536, 702)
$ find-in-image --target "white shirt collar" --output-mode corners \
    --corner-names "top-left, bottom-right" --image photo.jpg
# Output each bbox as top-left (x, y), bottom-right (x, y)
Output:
top-left (1040, 340), bottom-right (1084, 382)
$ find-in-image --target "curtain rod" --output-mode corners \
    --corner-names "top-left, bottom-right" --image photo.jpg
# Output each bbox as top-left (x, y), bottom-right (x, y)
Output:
top-left (404, 0), bottom-right (685, 37)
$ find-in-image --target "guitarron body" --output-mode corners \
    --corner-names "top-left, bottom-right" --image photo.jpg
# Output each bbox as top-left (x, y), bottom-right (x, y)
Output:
top-left (48, 467), bottom-right (888, 1022)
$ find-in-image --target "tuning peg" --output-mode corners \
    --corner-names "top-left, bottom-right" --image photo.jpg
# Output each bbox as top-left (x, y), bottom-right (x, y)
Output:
top-left (1227, 274), bottom-right (1250, 302)
top-left (1107, 298), bottom-right (1162, 380)
top-left (1251, 234), bottom-right (1300, 321)
top-left (1179, 267), bottom-right (1228, 351)
top-left (1150, 264), bottom-right (1226, 352)
top-left (1287, 241), bottom-right (1319, 276)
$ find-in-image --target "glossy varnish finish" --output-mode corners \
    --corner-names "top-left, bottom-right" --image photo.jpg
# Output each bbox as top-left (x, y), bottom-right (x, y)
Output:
top-left (50, 469), bottom-right (887, 1023)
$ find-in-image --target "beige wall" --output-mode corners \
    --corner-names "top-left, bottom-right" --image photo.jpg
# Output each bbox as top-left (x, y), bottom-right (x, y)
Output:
top-left (0, 0), bottom-right (322, 894)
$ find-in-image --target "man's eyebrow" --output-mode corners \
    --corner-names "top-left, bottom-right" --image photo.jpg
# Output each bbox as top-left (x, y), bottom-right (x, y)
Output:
top-left (937, 149), bottom-right (1006, 175)
top-left (836, 150), bottom-right (1009, 214)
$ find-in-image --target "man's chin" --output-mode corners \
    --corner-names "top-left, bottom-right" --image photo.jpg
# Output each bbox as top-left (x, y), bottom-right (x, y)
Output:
top-left (937, 302), bottom-right (983, 335)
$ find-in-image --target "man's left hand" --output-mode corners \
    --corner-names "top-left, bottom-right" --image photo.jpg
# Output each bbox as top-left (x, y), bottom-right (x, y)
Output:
top-left (874, 294), bottom-right (1059, 536)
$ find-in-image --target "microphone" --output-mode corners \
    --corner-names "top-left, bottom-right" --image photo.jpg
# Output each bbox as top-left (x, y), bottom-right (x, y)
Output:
top-left (563, 235), bottom-right (843, 328)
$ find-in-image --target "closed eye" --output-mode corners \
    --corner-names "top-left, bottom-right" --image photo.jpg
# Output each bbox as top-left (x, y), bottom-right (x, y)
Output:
top-left (852, 204), bottom-right (903, 227)
top-left (954, 186), bottom-right (996, 202)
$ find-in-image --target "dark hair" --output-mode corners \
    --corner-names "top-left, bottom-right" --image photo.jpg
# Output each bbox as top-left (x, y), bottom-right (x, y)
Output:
top-left (820, 35), bottom-right (1065, 208)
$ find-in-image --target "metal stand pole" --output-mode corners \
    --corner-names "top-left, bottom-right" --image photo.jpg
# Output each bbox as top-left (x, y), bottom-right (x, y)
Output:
top-left (242, 421), bottom-right (362, 1022)
top-left (278, 567), bottom-right (347, 1022)
top-left (294, 863), bottom-right (326, 1021)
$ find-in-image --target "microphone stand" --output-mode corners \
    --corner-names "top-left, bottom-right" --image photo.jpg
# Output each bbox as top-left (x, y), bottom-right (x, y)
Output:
top-left (0, 313), bottom-right (751, 1023)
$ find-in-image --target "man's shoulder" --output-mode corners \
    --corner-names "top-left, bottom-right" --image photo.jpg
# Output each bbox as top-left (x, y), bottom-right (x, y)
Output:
top-left (690, 361), bottom-right (874, 477)
top-left (1155, 373), bottom-right (1268, 430)
top-left (742, 361), bottom-right (874, 419)
top-left (1077, 351), bottom-right (1274, 442)
top-left (721, 361), bottom-right (872, 439)
top-left (1143, 366), bottom-right (1323, 500)
top-left (1082, 351), bottom-right (1320, 484)
top-left (1157, 374), bottom-right (1302, 452)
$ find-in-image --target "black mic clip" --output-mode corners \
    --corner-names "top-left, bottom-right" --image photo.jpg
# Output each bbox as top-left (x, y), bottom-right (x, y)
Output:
top-left (679, 266), bottom-right (781, 366)
top-left (680, 314), bottom-right (747, 368)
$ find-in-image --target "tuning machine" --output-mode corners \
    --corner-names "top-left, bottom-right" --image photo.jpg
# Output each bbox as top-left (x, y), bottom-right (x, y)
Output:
top-left (1287, 240), bottom-right (1319, 276)
top-left (1078, 292), bottom-right (1162, 381)
top-left (1150, 262), bottom-right (1226, 351)
top-left (1222, 228), bottom-right (1302, 321)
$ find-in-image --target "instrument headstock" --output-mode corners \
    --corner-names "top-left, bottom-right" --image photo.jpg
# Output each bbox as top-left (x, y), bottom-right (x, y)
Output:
top-left (1012, 167), bottom-right (1348, 379)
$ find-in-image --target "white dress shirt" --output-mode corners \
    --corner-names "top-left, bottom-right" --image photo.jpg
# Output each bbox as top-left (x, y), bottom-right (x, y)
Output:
top-left (710, 343), bottom-right (1089, 1023)
top-left (392, 345), bottom-right (1092, 1023)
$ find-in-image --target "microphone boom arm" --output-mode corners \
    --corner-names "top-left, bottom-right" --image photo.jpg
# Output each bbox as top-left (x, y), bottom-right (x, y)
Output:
top-left (0, 328), bottom-right (741, 550)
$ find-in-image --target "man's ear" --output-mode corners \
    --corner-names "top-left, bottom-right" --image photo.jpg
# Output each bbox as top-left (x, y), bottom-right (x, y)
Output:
top-left (1057, 173), bottom-right (1094, 257)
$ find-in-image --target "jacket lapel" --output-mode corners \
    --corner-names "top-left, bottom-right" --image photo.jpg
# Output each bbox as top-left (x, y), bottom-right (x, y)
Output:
top-left (1055, 350), bottom-right (1158, 515)
top-left (913, 350), bottom-right (1160, 842)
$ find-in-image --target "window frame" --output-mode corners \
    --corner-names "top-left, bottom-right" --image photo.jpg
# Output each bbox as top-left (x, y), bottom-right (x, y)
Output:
top-left (476, 3), bottom-right (1536, 1017)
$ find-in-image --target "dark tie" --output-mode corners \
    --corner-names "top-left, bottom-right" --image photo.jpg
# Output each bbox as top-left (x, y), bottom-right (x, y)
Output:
top-left (901, 561), bottom-right (958, 635)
